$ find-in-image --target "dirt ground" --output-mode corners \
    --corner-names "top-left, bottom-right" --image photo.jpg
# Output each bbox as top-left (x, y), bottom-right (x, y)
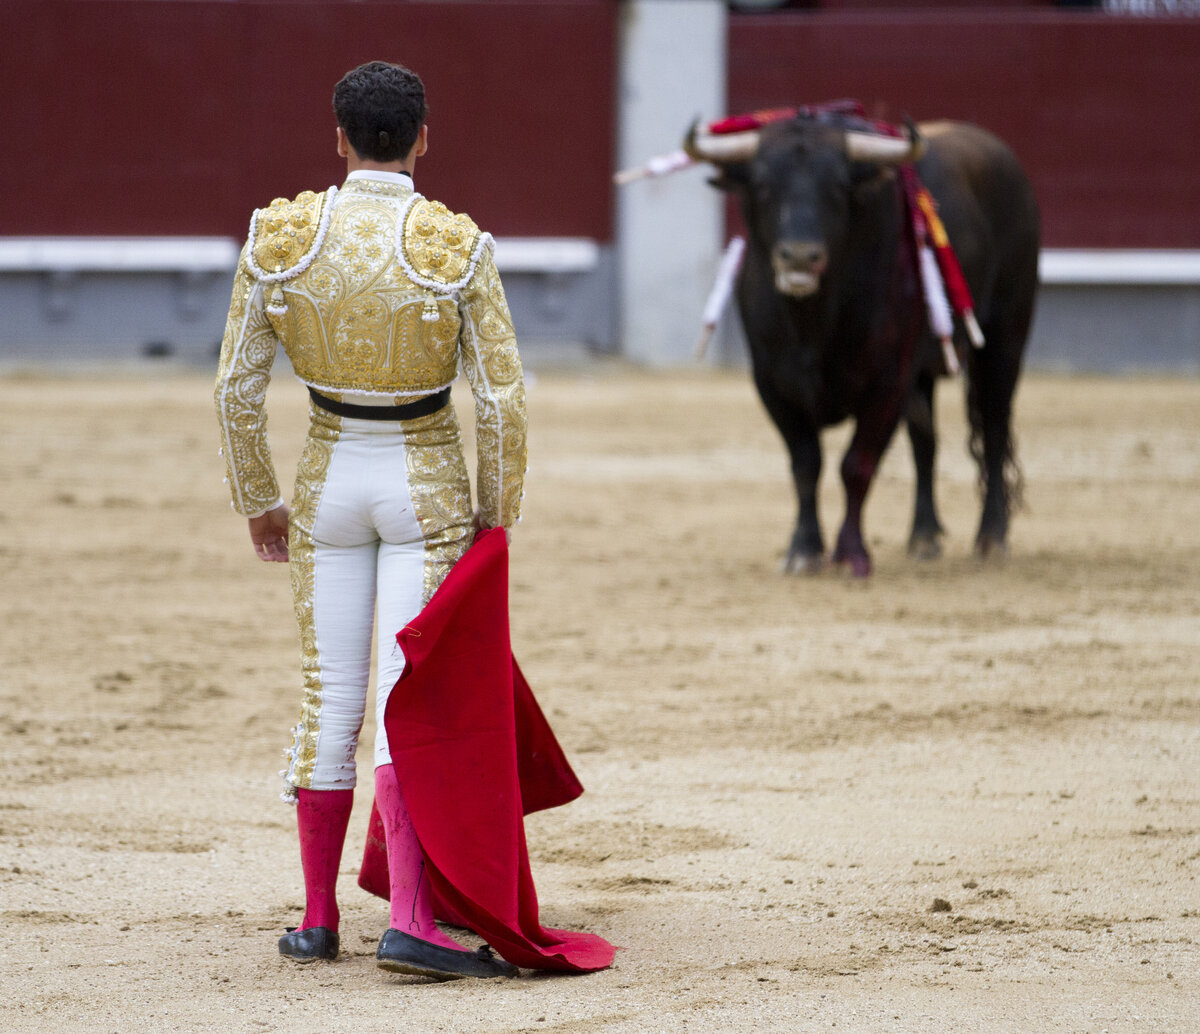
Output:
top-left (1, 361), bottom-right (1198, 1033)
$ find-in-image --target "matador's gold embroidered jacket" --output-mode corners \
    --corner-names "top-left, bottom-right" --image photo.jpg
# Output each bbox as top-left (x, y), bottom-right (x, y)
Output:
top-left (214, 170), bottom-right (526, 528)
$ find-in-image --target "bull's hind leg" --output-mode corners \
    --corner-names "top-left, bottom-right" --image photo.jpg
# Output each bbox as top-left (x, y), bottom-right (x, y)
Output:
top-left (906, 370), bottom-right (944, 559)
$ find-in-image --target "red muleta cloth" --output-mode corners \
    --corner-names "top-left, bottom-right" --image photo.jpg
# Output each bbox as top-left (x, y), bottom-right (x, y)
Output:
top-left (357, 528), bottom-right (615, 972)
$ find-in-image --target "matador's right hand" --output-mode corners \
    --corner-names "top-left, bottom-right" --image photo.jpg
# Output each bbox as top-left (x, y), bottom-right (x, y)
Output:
top-left (473, 509), bottom-right (513, 546)
top-left (249, 503), bottom-right (290, 563)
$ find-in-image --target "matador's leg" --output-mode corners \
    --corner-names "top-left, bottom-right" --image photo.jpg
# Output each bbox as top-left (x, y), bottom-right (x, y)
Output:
top-left (280, 421), bottom-right (378, 959)
top-left (368, 427), bottom-right (472, 953)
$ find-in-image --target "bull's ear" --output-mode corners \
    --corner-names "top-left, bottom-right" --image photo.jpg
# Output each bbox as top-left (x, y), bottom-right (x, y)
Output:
top-left (707, 162), bottom-right (749, 192)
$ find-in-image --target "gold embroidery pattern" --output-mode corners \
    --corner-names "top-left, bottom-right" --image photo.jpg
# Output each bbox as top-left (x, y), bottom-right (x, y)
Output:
top-left (402, 406), bottom-right (475, 604)
top-left (214, 246), bottom-right (283, 516)
top-left (389, 298), bottom-right (461, 386)
top-left (402, 199), bottom-right (484, 287)
top-left (283, 404), bottom-right (341, 790)
top-left (340, 177), bottom-right (411, 201)
top-left (268, 187), bottom-right (465, 394)
top-left (458, 251), bottom-right (528, 528)
top-left (250, 190), bottom-right (332, 278)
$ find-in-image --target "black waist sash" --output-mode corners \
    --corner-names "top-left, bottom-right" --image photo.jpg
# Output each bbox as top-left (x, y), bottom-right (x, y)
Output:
top-left (308, 386), bottom-right (451, 421)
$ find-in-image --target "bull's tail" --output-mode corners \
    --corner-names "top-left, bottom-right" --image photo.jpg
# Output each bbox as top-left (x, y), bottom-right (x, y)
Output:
top-left (965, 364), bottom-right (1025, 513)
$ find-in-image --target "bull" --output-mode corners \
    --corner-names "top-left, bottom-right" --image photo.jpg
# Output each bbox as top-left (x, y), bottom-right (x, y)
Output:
top-left (685, 110), bottom-right (1040, 575)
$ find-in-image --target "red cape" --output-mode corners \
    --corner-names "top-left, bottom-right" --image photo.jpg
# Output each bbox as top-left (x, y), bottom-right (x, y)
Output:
top-left (357, 528), bottom-right (615, 972)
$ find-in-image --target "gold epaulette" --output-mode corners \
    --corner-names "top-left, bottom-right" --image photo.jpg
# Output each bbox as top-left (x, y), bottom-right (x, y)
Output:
top-left (399, 198), bottom-right (488, 292)
top-left (246, 187), bottom-right (337, 282)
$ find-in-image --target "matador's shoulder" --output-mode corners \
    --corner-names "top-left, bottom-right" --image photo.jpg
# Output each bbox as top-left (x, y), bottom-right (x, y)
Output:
top-left (398, 197), bottom-right (493, 292)
top-left (245, 187), bottom-right (337, 281)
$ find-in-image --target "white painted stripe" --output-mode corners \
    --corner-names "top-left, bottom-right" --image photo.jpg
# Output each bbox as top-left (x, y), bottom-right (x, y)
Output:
top-left (492, 237), bottom-right (599, 274)
top-left (0, 237), bottom-right (241, 272)
top-left (22, 238), bottom-right (1198, 286)
top-left (0, 235), bottom-right (601, 276)
top-left (1039, 250), bottom-right (1200, 285)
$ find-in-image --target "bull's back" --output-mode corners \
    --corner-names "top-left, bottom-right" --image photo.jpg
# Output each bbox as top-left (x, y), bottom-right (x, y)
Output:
top-left (915, 121), bottom-right (1040, 328)
top-left (917, 121), bottom-right (1036, 220)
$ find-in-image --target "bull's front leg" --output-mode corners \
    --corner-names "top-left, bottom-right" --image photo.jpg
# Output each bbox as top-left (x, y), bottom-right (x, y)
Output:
top-left (782, 425), bottom-right (824, 573)
top-left (834, 400), bottom-right (905, 577)
top-left (753, 371), bottom-right (826, 573)
top-left (748, 357), bottom-right (825, 575)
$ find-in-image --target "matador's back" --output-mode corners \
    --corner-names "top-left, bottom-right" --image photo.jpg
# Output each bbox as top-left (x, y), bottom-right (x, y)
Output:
top-left (215, 170), bottom-right (526, 523)
top-left (241, 173), bottom-right (504, 396)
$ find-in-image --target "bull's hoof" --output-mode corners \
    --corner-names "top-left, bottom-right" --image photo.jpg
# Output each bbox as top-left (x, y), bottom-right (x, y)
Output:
top-left (907, 532), bottom-right (943, 561)
top-left (782, 551), bottom-right (824, 575)
top-left (831, 550), bottom-right (872, 578)
top-left (837, 555), bottom-right (872, 578)
top-left (974, 534), bottom-right (1009, 562)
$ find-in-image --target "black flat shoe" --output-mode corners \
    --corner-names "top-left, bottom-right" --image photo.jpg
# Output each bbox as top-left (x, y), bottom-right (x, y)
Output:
top-left (278, 926), bottom-right (339, 962)
top-left (376, 928), bottom-right (518, 980)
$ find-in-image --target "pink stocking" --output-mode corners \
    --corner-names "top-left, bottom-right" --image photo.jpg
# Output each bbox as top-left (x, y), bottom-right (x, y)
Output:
top-left (295, 787), bottom-right (354, 933)
top-left (374, 763), bottom-right (464, 950)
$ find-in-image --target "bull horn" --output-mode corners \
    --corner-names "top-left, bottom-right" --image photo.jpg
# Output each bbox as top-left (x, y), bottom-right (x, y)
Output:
top-left (684, 119), bottom-right (760, 164)
top-left (844, 121), bottom-right (926, 165)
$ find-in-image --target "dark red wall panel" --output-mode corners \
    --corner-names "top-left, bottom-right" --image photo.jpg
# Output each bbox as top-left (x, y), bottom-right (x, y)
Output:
top-left (729, 11), bottom-right (1200, 248)
top-left (1, 0), bottom-right (617, 240)
top-left (7, 4), bottom-right (1195, 250)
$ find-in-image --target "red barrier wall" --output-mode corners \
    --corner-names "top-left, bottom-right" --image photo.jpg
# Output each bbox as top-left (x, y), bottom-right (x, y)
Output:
top-left (6, 4), bottom-right (1195, 251)
top-left (1, 0), bottom-right (617, 240)
top-left (728, 11), bottom-right (1200, 248)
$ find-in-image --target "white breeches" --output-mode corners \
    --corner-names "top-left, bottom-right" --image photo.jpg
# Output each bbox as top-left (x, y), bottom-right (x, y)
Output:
top-left (282, 402), bottom-right (473, 795)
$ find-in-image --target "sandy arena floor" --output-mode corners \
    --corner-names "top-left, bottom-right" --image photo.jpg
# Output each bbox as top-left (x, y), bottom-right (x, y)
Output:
top-left (1, 363), bottom-right (1197, 1033)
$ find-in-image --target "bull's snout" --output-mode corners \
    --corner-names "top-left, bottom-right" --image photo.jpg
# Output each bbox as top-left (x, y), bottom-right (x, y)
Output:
top-left (771, 240), bottom-right (827, 297)
top-left (774, 240), bottom-right (828, 270)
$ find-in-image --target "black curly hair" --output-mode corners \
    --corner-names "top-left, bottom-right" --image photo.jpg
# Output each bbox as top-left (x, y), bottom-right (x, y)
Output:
top-left (332, 61), bottom-right (428, 162)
